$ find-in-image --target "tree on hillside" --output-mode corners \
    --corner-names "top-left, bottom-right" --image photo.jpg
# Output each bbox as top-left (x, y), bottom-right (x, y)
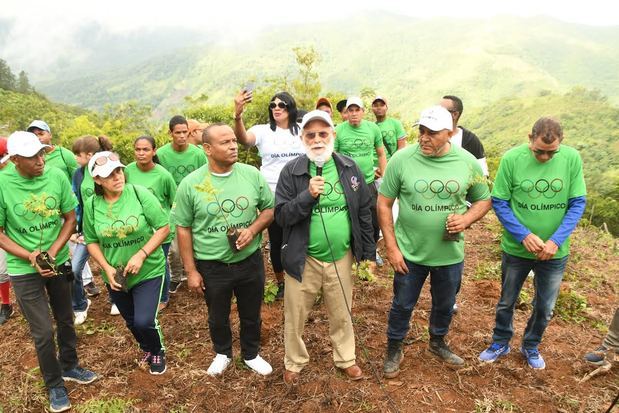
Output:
top-left (16, 71), bottom-right (32, 94)
top-left (291, 46), bottom-right (321, 110)
top-left (0, 59), bottom-right (16, 91)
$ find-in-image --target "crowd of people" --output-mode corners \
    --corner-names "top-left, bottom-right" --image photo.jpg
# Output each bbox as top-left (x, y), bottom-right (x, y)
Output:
top-left (0, 90), bottom-right (616, 412)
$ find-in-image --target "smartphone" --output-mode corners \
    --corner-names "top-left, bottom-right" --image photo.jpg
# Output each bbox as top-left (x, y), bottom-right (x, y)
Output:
top-left (244, 82), bottom-right (255, 94)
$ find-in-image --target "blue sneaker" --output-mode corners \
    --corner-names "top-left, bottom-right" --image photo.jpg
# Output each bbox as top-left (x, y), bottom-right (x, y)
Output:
top-left (376, 252), bottom-right (384, 267)
top-left (521, 347), bottom-right (546, 369)
top-left (62, 366), bottom-right (98, 384)
top-left (49, 386), bottom-right (71, 413)
top-left (479, 343), bottom-right (511, 362)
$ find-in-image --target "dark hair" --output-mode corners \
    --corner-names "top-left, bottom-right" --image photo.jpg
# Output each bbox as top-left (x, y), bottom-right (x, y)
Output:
top-left (72, 135), bottom-right (113, 154)
top-left (336, 99), bottom-right (347, 113)
top-left (530, 117), bottom-right (563, 144)
top-left (268, 92), bottom-right (299, 135)
top-left (202, 122), bottom-right (228, 144)
top-left (134, 135), bottom-right (160, 164)
top-left (296, 109), bottom-right (308, 124)
top-left (169, 115), bottom-right (188, 132)
top-left (443, 95), bottom-right (464, 115)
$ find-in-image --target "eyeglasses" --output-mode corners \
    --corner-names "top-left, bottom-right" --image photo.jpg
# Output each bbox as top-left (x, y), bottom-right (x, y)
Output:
top-left (94, 152), bottom-right (120, 166)
top-left (304, 131), bottom-right (331, 139)
top-left (269, 102), bottom-right (287, 110)
top-left (532, 148), bottom-right (560, 156)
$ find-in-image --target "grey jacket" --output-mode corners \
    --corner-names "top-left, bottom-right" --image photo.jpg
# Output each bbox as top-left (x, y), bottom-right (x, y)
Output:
top-left (275, 153), bottom-right (375, 281)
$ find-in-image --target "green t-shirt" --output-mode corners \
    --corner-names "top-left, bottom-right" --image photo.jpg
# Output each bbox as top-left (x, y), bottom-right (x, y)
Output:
top-left (46, 146), bottom-right (78, 181)
top-left (492, 143), bottom-right (586, 259)
top-left (374, 117), bottom-right (406, 167)
top-left (308, 158), bottom-right (351, 262)
top-left (174, 163), bottom-right (274, 264)
top-left (124, 162), bottom-right (177, 243)
top-left (380, 144), bottom-right (490, 266)
top-left (157, 143), bottom-right (208, 185)
top-left (0, 162), bottom-right (15, 174)
top-left (79, 167), bottom-right (95, 202)
top-left (335, 120), bottom-right (383, 184)
top-left (83, 184), bottom-right (169, 289)
top-left (0, 167), bottom-right (77, 275)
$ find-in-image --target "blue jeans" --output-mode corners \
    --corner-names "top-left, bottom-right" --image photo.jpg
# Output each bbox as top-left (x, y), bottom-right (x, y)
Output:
top-left (71, 243), bottom-right (90, 312)
top-left (387, 260), bottom-right (463, 340)
top-left (160, 243), bottom-right (171, 304)
top-left (492, 252), bottom-right (568, 349)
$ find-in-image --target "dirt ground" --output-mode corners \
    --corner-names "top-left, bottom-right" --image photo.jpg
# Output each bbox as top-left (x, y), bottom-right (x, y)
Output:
top-left (0, 214), bottom-right (617, 412)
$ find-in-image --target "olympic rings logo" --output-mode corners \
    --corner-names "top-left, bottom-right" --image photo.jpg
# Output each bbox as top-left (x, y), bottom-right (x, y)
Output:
top-left (206, 196), bottom-right (250, 218)
top-left (413, 179), bottom-right (461, 200)
top-left (520, 178), bottom-right (564, 199)
top-left (100, 215), bottom-right (139, 238)
top-left (351, 138), bottom-right (371, 150)
top-left (83, 188), bottom-right (94, 198)
top-left (168, 165), bottom-right (197, 178)
top-left (381, 130), bottom-right (396, 139)
top-left (321, 181), bottom-right (344, 202)
top-left (13, 196), bottom-right (59, 221)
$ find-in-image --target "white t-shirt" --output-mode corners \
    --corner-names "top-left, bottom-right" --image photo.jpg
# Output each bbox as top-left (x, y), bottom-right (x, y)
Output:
top-left (248, 123), bottom-right (306, 192)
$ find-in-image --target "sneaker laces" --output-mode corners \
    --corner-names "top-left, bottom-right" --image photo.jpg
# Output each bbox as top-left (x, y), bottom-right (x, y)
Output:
top-left (488, 343), bottom-right (504, 352)
top-left (151, 354), bottom-right (162, 364)
top-left (525, 348), bottom-right (540, 359)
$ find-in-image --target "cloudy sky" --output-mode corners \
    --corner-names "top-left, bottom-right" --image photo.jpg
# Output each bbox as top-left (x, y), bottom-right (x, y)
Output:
top-left (1, 0), bottom-right (617, 79)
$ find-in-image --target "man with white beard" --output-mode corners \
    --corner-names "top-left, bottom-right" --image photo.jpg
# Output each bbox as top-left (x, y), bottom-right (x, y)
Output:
top-left (275, 110), bottom-right (375, 385)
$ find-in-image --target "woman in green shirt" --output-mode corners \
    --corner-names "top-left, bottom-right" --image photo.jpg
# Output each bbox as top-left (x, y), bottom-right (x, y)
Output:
top-left (124, 136), bottom-right (177, 310)
top-left (83, 151), bottom-right (170, 375)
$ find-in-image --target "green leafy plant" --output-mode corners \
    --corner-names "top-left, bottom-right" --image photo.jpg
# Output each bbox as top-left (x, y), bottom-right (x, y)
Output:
top-left (356, 261), bottom-right (375, 282)
top-left (76, 397), bottom-right (140, 413)
top-left (263, 280), bottom-right (279, 304)
top-left (554, 290), bottom-right (588, 323)
top-left (100, 204), bottom-right (137, 239)
top-left (23, 193), bottom-right (60, 274)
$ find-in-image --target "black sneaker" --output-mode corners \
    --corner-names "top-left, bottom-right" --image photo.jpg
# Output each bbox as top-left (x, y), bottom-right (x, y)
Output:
top-left (275, 282), bottom-right (285, 301)
top-left (584, 345), bottom-right (609, 366)
top-left (84, 282), bottom-right (101, 297)
top-left (149, 352), bottom-right (167, 375)
top-left (169, 281), bottom-right (181, 294)
top-left (383, 339), bottom-right (404, 378)
top-left (429, 336), bottom-right (464, 366)
top-left (0, 303), bottom-right (14, 325)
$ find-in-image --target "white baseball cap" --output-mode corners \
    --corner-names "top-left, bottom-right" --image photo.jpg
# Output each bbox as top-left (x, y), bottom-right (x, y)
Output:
top-left (88, 151), bottom-right (125, 178)
top-left (2, 131), bottom-right (50, 163)
top-left (345, 96), bottom-right (364, 110)
top-left (27, 120), bottom-right (51, 133)
top-left (300, 110), bottom-right (335, 130)
top-left (417, 105), bottom-right (453, 132)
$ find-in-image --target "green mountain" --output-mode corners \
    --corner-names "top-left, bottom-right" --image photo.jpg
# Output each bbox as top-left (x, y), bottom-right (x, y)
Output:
top-left (37, 14), bottom-right (619, 118)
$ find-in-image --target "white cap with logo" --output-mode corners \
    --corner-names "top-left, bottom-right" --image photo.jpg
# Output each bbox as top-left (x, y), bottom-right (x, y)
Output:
top-left (345, 96), bottom-right (364, 110)
top-left (417, 105), bottom-right (453, 132)
top-left (88, 151), bottom-right (126, 178)
top-left (1, 131), bottom-right (50, 163)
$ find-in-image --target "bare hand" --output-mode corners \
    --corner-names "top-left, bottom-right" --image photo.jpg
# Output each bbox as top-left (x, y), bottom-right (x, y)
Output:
top-left (309, 176), bottom-right (325, 198)
top-left (106, 265), bottom-right (122, 291)
top-left (446, 213), bottom-right (469, 234)
top-left (28, 250), bottom-right (56, 277)
top-left (234, 90), bottom-right (253, 118)
top-left (386, 246), bottom-right (409, 275)
top-left (522, 233), bottom-right (545, 254)
top-left (536, 240), bottom-right (559, 260)
top-left (187, 270), bottom-right (205, 293)
top-left (124, 253), bottom-right (145, 276)
top-left (235, 228), bottom-right (255, 250)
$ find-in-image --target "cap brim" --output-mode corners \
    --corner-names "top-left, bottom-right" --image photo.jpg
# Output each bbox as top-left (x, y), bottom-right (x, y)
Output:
top-left (91, 162), bottom-right (125, 178)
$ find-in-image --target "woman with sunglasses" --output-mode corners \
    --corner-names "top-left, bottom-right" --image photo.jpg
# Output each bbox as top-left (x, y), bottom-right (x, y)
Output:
top-left (233, 90), bottom-right (305, 299)
top-left (124, 136), bottom-right (176, 311)
top-left (83, 151), bottom-right (170, 375)
top-left (70, 135), bottom-right (113, 322)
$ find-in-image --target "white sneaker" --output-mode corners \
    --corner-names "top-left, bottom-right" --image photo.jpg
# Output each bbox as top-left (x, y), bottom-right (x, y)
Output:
top-left (207, 354), bottom-right (231, 376)
top-left (244, 354), bottom-right (273, 376)
top-left (110, 304), bottom-right (120, 316)
top-left (74, 299), bottom-right (91, 326)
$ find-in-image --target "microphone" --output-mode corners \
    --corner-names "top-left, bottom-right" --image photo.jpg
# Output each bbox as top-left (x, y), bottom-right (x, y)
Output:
top-left (315, 155), bottom-right (326, 177)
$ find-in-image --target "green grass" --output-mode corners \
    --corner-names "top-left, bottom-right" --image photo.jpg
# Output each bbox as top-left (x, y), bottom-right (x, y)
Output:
top-left (473, 262), bottom-right (502, 281)
top-left (76, 397), bottom-right (140, 413)
top-left (554, 290), bottom-right (588, 323)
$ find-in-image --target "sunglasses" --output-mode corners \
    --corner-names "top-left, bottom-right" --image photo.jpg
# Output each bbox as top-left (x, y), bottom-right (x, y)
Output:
top-left (269, 102), bottom-right (287, 110)
top-left (532, 148), bottom-right (560, 156)
top-left (94, 152), bottom-right (120, 166)
top-left (304, 131), bottom-right (330, 139)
